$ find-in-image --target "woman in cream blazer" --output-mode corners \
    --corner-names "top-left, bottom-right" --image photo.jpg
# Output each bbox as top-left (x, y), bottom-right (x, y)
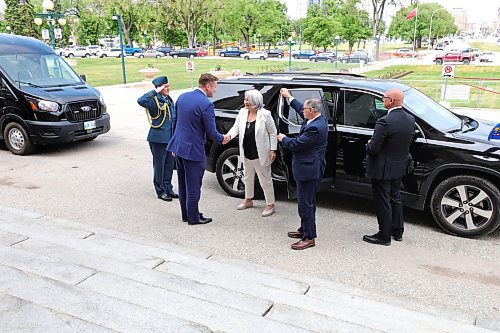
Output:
top-left (226, 89), bottom-right (277, 217)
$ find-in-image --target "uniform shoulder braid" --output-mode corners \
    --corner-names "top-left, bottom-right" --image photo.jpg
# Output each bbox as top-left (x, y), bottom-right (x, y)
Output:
top-left (145, 95), bottom-right (171, 128)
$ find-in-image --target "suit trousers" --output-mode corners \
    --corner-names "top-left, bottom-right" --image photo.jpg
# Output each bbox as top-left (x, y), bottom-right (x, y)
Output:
top-left (176, 157), bottom-right (205, 223)
top-left (296, 178), bottom-right (321, 240)
top-left (371, 178), bottom-right (404, 241)
top-left (149, 142), bottom-right (174, 196)
top-left (243, 158), bottom-right (275, 205)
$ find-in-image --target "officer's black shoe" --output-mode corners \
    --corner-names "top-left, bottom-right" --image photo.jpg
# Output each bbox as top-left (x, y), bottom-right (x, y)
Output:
top-left (158, 193), bottom-right (173, 202)
top-left (392, 234), bottom-right (403, 241)
top-left (363, 233), bottom-right (391, 246)
top-left (188, 216), bottom-right (212, 225)
top-left (168, 192), bottom-right (179, 199)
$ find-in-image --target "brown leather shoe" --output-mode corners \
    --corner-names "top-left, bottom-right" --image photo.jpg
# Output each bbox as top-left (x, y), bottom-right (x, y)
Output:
top-left (287, 231), bottom-right (303, 239)
top-left (291, 239), bottom-right (315, 250)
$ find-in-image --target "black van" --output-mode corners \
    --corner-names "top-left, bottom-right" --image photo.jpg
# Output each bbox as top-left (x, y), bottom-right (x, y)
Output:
top-left (0, 34), bottom-right (110, 155)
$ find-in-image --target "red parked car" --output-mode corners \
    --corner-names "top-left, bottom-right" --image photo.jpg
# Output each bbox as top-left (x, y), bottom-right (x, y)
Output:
top-left (196, 48), bottom-right (208, 57)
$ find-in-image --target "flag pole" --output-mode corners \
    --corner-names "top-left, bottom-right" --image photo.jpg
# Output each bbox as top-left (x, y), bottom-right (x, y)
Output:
top-left (412, 3), bottom-right (419, 52)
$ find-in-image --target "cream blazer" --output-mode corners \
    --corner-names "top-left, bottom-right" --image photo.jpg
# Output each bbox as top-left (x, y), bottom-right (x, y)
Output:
top-left (227, 107), bottom-right (277, 167)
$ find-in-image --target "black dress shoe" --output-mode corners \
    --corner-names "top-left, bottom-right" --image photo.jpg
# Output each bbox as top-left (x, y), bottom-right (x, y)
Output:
top-left (188, 216), bottom-right (212, 225)
top-left (168, 192), bottom-right (179, 199)
top-left (392, 234), bottom-right (403, 241)
top-left (183, 213), bottom-right (206, 223)
top-left (157, 194), bottom-right (172, 202)
top-left (363, 234), bottom-right (391, 246)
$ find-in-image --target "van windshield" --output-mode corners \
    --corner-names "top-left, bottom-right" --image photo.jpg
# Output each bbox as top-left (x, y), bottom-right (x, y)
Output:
top-left (0, 53), bottom-right (82, 88)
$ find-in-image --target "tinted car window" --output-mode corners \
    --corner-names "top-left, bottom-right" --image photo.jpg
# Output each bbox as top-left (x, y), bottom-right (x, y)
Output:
top-left (344, 91), bottom-right (387, 129)
top-left (211, 84), bottom-right (276, 111)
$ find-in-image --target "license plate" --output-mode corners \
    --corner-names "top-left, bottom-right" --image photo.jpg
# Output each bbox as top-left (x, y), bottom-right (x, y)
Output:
top-left (84, 120), bottom-right (96, 130)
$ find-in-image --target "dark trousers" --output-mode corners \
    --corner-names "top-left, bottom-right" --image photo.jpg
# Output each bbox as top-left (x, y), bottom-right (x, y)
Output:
top-left (371, 178), bottom-right (404, 241)
top-left (149, 142), bottom-right (174, 197)
top-left (296, 179), bottom-right (321, 240)
top-left (176, 157), bottom-right (205, 223)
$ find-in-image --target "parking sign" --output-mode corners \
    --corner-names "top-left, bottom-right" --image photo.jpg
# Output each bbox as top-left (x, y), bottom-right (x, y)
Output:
top-left (442, 65), bottom-right (455, 78)
top-left (186, 61), bottom-right (195, 71)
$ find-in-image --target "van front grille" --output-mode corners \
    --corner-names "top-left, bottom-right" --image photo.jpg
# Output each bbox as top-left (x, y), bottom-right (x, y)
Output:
top-left (65, 101), bottom-right (101, 122)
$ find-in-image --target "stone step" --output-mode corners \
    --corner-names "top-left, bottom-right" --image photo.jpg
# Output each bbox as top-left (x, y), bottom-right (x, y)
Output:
top-left (0, 230), bottom-right (28, 247)
top-left (89, 233), bottom-right (309, 294)
top-left (79, 271), bottom-right (310, 333)
top-left (15, 238), bottom-right (272, 316)
top-left (0, 265), bottom-right (211, 333)
top-left (0, 206), bottom-right (43, 219)
top-left (0, 244), bottom-right (95, 285)
top-left (0, 219), bottom-right (163, 269)
top-left (0, 293), bottom-right (119, 333)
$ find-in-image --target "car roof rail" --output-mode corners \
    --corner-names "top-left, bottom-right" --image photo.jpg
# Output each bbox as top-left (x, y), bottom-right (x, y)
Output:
top-left (258, 71), bottom-right (365, 78)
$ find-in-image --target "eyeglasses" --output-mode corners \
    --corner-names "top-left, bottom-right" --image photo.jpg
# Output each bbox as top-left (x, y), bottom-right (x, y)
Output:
top-left (303, 107), bottom-right (313, 111)
top-left (382, 96), bottom-right (391, 100)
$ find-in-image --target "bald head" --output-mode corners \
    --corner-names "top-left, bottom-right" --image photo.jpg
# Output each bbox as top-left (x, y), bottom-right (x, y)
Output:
top-left (384, 88), bottom-right (404, 108)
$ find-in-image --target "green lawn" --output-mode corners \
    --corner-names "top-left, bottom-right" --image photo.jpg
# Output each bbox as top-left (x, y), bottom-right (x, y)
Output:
top-left (469, 41), bottom-right (500, 52)
top-left (72, 57), bottom-right (355, 89)
top-left (364, 65), bottom-right (500, 109)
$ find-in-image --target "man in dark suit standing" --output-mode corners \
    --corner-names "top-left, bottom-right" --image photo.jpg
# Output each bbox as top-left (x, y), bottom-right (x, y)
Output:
top-left (363, 88), bottom-right (415, 246)
top-left (278, 89), bottom-right (328, 250)
top-left (167, 74), bottom-right (229, 225)
top-left (137, 76), bottom-right (178, 202)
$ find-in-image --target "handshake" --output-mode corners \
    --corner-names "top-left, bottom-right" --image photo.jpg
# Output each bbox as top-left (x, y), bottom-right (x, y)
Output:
top-left (222, 134), bottom-right (231, 145)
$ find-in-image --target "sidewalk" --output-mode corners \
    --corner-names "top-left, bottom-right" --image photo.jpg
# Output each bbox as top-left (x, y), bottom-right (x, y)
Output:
top-left (0, 205), bottom-right (497, 332)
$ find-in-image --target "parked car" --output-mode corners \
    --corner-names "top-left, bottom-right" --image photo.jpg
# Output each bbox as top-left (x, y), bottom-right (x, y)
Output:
top-left (86, 45), bottom-right (102, 56)
top-left (434, 50), bottom-right (474, 65)
top-left (435, 43), bottom-right (445, 50)
top-left (471, 48), bottom-right (480, 57)
top-left (123, 45), bottom-right (142, 56)
top-left (218, 46), bottom-right (246, 57)
top-left (394, 48), bottom-right (417, 58)
top-left (54, 47), bottom-right (64, 56)
top-left (170, 48), bottom-right (197, 58)
top-left (241, 51), bottom-right (268, 60)
top-left (196, 48), bottom-right (208, 57)
top-left (64, 47), bottom-right (91, 58)
top-left (0, 34), bottom-right (110, 155)
top-left (135, 49), bottom-right (164, 58)
top-left (292, 49), bottom-right (315, 59)
top-left (205, 72), bottom-right (500, 238)
top-left (478, 51), bottom-right (494, 63)
top-left (156, 45), bottom-right (172, 56)
top-left (96, 48), bottom-right (122, 58)
top-left (267, 49), bottom-right (285, 58)
top-left (338, 52), bottom-right (370, 64)
top-left (309, 52), bottom-right (337, 62)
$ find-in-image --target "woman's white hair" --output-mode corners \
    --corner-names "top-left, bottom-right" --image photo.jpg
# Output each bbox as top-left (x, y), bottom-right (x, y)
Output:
top-left (244, 89), bottom-right (264, 110)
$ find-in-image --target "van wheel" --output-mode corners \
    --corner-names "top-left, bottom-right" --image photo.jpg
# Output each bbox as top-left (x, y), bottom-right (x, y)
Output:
top-left (430, 175), bottom-right (500, 237)
top-left (3, 122), bottom-right (35, 155)
top-left (216, 148), bottom-right (245, 198)
top-left (463, 58), bottom-right (470, 65)
top-left (68, 53), bottom-right (74, 58)
top-left (435, 59), bottom-right (443, 65)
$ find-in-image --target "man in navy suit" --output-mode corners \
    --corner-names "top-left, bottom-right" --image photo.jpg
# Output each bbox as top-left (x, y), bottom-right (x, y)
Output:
top-left (278, 89), bottom-right (328, 250)
top-left (137, 76), bottom-right (178, 202)
top-left (167, 74), bottom-right (229, 225)
top-left (363, 88), bottom-right (415, 246)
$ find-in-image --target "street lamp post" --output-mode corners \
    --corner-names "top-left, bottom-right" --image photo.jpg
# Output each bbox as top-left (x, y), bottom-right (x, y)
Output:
top-left (34, 0), bottom-right (66, 50)
top-left (288, 36), bottom-right (293, 72)
top-left (334, 35), bottom-right (340, 70)
top-left (428, 8), bottom-right (445, 51)
top-left (112, 14), bottom-right (127, 84)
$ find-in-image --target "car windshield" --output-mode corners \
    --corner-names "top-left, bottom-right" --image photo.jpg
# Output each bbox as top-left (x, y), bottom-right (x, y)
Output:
top-left (0, 53), bottom-right (82, 88)
top-left (404, 88), bottom-right (462, 132)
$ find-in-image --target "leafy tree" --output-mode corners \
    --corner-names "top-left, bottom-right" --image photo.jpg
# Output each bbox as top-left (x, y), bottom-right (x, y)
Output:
top-left (4, 0), bottom-right (38, 37)
top-left (369, 0), bottom-right (389, 60)
top-left (302, 16), bottom-right (341, 51)
top-left (106, 0), bottom-right (142, 46)
top-left (338, 0), bottom-right (371, 52)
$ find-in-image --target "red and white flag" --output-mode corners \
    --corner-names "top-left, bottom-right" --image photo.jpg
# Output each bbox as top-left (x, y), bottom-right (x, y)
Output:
top-left (406, 8), bottom-right (417, 20)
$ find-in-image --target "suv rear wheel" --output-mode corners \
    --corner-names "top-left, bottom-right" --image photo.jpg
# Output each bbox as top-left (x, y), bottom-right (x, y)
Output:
top-left (430, 175), bottom-right (500, 237)
top-left (216, 148), bottom-right (245, 198)
top-left (435, 59), bottom-right (443, 65)
top-left (4, 122), bottom-right (35, 155)
top-left (462, 58), bottom-right (470, 65)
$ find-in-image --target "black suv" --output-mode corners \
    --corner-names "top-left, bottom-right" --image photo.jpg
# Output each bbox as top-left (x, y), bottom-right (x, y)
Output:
top-left (205, 72), bottom-right (500, 237)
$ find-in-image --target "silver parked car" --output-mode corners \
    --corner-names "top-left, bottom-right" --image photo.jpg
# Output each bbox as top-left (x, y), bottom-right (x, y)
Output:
top-left (96, 48), bottom-right (123, 58)
top-left (64, 47), bottom-right (91, 58)
top-left (135, 49), bottom-right (164, 58)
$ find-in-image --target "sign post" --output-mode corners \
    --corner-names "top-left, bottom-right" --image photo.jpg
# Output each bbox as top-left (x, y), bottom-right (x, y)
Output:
top-left (441, 65), bottom-right (455, 101)
top-left (186, 60), bottom-right (195, 89)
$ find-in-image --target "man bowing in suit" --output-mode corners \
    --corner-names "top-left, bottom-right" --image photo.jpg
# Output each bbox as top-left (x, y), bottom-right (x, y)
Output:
top-left (167, 73), bottom-right (229, 225)
top-left (278, 88), bottom-right (328, 250)
top-left (363, 88), bottom-right (415, 246)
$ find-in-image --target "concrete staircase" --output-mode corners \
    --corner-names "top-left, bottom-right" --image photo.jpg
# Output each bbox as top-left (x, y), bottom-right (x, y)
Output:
top-left (0, 205), bottom-right (494, 333)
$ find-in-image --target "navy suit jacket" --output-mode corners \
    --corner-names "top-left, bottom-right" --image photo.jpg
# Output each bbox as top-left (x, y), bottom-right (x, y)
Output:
top-left (167, 89), bottom-right (224, 162)
top-left (366, 107), bottom-right (415, 180)
top-left (282, 99), bottom-right (328, 181)
top-left (137, 90), bottom-right (176, 144)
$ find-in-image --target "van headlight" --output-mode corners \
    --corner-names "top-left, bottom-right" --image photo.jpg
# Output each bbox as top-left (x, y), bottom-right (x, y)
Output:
top-left (38, 100), bottom-right (60, 112)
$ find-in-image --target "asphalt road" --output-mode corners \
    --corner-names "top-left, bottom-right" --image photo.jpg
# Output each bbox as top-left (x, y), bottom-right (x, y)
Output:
top-left (1, 84), bottom-right (499, 323)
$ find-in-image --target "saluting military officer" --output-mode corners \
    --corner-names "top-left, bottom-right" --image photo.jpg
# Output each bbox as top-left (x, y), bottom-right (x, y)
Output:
top-left (137, 76), bottom-right (179, 201)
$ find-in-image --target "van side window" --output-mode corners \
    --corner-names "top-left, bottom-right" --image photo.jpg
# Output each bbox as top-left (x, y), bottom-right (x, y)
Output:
top-left (344, 91), bottom-right (387, 129)
top-left (283, 89), bottom-right (328, 126)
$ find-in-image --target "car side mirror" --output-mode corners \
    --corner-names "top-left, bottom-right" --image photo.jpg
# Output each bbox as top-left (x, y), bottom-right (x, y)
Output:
top-left (80, 74), bottom-right (87, 82)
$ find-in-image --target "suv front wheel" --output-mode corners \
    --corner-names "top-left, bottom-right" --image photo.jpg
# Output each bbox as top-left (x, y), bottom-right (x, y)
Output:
top-left (430, 175), bottom-right (500, 237)
top-left (3, 122), bottom-right (35, 155)
top-left (216, 148), bottom-right (245, 198)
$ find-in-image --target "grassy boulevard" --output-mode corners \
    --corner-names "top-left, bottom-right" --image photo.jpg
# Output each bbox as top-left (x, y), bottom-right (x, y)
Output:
top-left (74, 58), bottom-right (499, 109)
